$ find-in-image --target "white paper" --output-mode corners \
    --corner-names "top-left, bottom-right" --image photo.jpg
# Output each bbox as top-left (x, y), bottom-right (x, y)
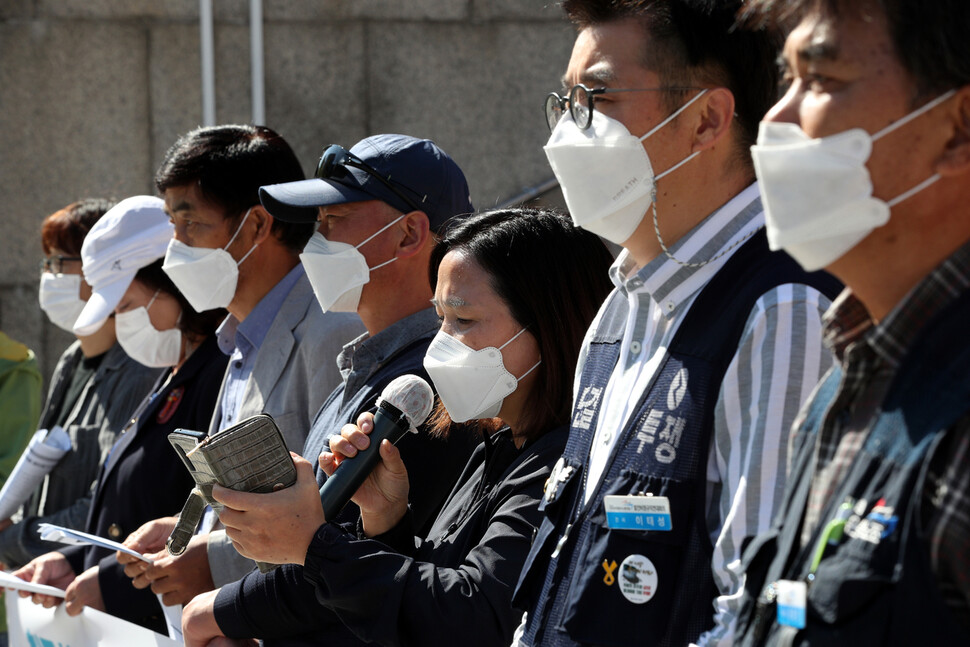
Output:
top-left (0, 570), bottom-right (65, 598)
top-left (157, 593), bottom-right (183, 641)
top-left (0, 427), bottom-right (72, 520)
top-left (37, 523), bottom-right (154, 564)
top-left (7, 593), bottom-right (180, 646)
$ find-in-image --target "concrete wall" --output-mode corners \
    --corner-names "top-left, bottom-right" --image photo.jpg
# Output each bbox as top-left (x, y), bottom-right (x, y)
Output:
top-left (0, 0), bottom-right (572, 383)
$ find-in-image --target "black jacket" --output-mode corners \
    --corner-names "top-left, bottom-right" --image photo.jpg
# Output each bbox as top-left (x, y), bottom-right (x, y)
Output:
top-left (216, 425), bottom-right (568, 647)
top-left (61, 335), bottom-right (228, 632)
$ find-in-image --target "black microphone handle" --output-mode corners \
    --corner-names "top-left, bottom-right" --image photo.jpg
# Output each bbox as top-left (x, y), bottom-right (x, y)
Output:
top-left (319, 400), bottom-right (411, 521)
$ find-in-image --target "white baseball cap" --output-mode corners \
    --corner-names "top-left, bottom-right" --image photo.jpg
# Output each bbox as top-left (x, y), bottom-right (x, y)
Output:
top-left (73, 195), bottom-right (174, 336)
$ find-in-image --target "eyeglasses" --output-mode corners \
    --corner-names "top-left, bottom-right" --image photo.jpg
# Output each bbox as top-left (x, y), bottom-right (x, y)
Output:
top-left (315, 144), bottom-right (426, 213)
top-left (40, 255), bottom-right (82, 274)
top-left (544, 83), bottom-right (703, 131)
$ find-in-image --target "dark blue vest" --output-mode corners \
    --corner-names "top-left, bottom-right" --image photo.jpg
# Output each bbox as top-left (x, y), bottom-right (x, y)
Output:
top-left (736, 284), bottom-right (970, 646)
top-left (514, 232), bottom-right (841, 647)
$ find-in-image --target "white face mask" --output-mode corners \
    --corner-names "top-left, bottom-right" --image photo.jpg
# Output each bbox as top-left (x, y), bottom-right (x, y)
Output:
top-left (115, 290), bottom-right (183, 368)
top-left (39, 273), bottom-right (87, 333)
top-left (423, 328), bottom-right (541, 423)
top-left (300, 214), bottom-right (403, 314)
top-left (161, 207), bottom-right (258, 312)
top-left (751, 90), bottom-right (956, 271)
top-left (543, 90), bottom-right (708, 245)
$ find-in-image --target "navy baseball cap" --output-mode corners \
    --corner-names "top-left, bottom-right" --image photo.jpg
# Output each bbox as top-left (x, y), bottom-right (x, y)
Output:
top-left (259, 134), bottom-right (474, 231)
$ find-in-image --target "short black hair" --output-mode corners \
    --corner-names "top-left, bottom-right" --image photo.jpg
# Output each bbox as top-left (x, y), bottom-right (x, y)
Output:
top-left (562, 0), bottom-right (781, 168)
top-left (133, 260), bottom-right (226, 342)
top-left (742, 0), bottom-right (970, 101)
top-left (428, 208), bottom-right (614, 443)
top-left (155, 125), bottom-right (315, 253)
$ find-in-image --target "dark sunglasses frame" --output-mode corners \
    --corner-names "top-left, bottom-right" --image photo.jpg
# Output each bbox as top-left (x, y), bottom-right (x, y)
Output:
top-left (315, 144), bottom-right (426, 213)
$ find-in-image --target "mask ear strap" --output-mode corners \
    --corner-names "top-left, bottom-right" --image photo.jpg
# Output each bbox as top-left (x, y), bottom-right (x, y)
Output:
top-left (647, 90), bottom-right (709, 182)
top-left (146, 288), bottom-right (161, 311)
top-left (886, 174), bottom-right (942, 208)
top-left (369, 256), bottom-right (398, 272)
top-left (872, 89), bottom-right (956, 141)
top-left (355, 213), bottom-right (407, 251)
top-left (236, 243), bottom-right (259, 267)
top-left (498, 327), bottom-right (530, 350)
top-left (516, 358), bottom-right (542, 381)
top-left (639, 89), bottom-right (708, 142)
top-left (224, 207), bottom-right (255, 251)
top-left (655, 150), bottom-right (702, 181)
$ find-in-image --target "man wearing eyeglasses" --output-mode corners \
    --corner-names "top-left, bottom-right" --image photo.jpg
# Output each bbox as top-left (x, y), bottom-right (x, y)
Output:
top-left (511, 2), bottom-right (841, 646)
top-left (179, 133), bottom-right (481, 646)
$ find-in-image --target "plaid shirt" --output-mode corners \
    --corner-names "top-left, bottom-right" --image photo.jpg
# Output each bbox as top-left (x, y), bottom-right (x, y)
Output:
top-left (802, 240), bottom-right (970, 627)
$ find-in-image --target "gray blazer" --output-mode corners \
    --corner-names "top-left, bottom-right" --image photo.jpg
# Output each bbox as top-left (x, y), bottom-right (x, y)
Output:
top-left (0, 341), bottom-right (162, 567)
top-left (207, 272), bottom-right (365, 585)
top-left (205, 273), bottom-right (363, 451)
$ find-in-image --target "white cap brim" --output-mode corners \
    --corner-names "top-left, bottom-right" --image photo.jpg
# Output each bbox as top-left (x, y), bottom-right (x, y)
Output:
top-left (72, 275), bottom-right (132, 336)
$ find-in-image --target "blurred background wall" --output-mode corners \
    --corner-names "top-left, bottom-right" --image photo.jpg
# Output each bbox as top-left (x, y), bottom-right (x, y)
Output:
top-left (0, 0), bottom-right (571, 383)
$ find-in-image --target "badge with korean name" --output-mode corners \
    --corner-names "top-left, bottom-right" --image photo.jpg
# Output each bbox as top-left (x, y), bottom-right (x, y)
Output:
top-left (775, 580), bottom-right (807, 629)
top-left (604, 494), bottom-right (672, 531)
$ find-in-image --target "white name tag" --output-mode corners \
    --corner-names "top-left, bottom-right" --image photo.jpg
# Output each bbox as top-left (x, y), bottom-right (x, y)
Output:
top-left (775, 580), bottom-right (807, 629)
top-left (604, 494), bottom-right (672, 531)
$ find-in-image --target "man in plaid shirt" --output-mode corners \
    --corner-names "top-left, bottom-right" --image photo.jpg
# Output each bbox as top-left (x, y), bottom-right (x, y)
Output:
top-left (734, 0), bottom-right (970, 644)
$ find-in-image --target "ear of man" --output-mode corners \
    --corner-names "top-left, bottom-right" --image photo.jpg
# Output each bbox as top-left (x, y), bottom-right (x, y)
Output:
top-left (935, 86), bottom-right (970, 177)
top-left (394, 210), bottom-right (432, 260)
top-left (690, 87), bottom-right (737, 154)
top-left (247, 205), bottom-right (276, 246)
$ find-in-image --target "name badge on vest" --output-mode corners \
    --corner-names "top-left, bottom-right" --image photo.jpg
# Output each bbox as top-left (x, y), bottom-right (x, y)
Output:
top-left (604, 494), bottom-right (672, 531)
top-left (775, 580), bottom-right (807, 629)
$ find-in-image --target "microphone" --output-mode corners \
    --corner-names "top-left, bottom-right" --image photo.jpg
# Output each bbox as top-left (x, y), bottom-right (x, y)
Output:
top-left (319, 375), bottom-right (434, 521)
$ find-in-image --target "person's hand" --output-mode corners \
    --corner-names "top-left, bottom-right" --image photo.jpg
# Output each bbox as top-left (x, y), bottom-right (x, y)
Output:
top-left (117, 515), bottom-right (178, 582)
top-left (321, 411), bottom-right (410, 537)
top-left (213, 454), bottom-right (324, 566)
top-left (182, 589), bottom-right (225, 647)
top-left (11, 552), bottom-right (75, 607)
top-left (63, 565), bottom-right (105, 616)
top-left (133, 533), bottom-right (215, 606)
top-left (0, 518), bottom-right (13, 533)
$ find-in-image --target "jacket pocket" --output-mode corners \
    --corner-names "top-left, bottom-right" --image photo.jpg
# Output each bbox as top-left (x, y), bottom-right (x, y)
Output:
top-left (808, 529), bottom-right (899, 625)
top-left (560, 470), bottom-right (693, 647)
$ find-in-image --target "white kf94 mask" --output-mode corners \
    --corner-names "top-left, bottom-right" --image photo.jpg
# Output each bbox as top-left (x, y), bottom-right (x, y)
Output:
top-left (115, 290), bottom-right (182, 368)
top-left (300, 214), bottom-right (403, 314)
top-left (543, 90), bottom-right (708, 245)
top-left (751, 90), bottom-right (955, 271)
top-left (162, 207), bottom-right (258, 312)
top-left (39, 273), bottom-right (86, 333)
top-left (423, 328), bottom-right (540, 423)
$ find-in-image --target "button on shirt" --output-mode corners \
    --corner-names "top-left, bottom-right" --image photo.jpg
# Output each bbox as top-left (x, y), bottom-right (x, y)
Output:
top-left (577, 183), bottom-right (835, 647)
top-left (216, 264), bottom-right (304, 432)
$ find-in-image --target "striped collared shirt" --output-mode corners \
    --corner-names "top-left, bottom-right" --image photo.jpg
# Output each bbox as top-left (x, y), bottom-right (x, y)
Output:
top-left (578, 183), bottom-right (834, 647)
top-left (803, 240), bottom-right (970, 627)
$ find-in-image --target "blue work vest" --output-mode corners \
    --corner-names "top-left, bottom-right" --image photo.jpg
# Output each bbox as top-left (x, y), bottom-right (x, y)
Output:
top-left (514, 232), bottom-right (841, 647)
top-left (736, 284), bottom-right (970, 646)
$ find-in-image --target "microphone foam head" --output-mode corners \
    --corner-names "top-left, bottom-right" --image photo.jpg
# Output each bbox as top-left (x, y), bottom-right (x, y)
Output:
top-left (378, 375), bottom-right (434, 432)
